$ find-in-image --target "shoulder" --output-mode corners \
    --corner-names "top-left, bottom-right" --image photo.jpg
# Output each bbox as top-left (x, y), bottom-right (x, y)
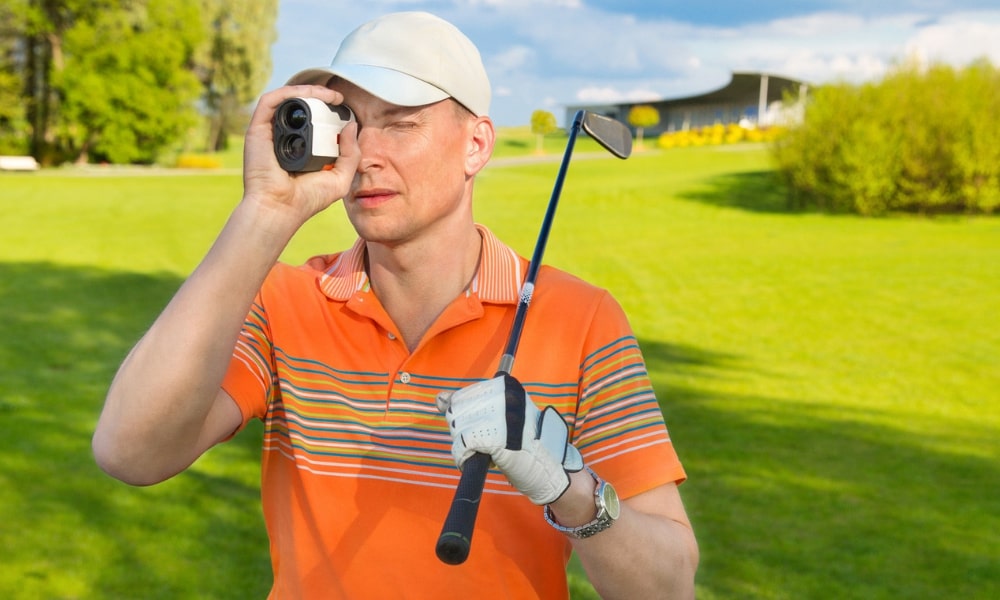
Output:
top-left (525, 265), bottom-right (635, 352)
top-left (264, 251), bottom-right (350, 284)
top-left (257, 251), bottom-right (353, 304)
top-left (533, 265), bottom-right (626, 319)
top-left (533, 264), bottom-right (603, 298)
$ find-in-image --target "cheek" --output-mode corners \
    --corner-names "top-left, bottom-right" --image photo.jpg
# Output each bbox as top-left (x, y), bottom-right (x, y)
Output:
top-left (408, 140), bottom-right (468, 187)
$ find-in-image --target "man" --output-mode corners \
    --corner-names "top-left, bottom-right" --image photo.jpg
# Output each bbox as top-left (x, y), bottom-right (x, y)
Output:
top-left (93, 11), bottom-right (698, 599)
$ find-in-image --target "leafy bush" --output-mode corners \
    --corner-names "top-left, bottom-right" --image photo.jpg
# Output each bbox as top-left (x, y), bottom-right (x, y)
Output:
top-left (772, 59), bottom-right (1000, 215)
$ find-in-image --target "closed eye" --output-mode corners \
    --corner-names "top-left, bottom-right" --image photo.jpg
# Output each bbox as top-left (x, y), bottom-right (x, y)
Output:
top-left (390, 120), bottom-right (420, 131)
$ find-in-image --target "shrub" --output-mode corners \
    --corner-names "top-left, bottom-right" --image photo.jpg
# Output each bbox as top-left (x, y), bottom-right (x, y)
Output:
top-left (772, 59), bottom-right (1000, 215)
top-left (657, 124), bottom-right (785, 150)
top-left (175, 154), bottom-right (223, 169)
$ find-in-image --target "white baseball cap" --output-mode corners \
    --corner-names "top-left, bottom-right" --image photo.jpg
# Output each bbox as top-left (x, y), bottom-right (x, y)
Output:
top-left (286, 12), bottom-right (491, 117)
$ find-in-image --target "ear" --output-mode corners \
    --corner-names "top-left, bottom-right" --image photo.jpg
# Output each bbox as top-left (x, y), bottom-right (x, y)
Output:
top-left (465, 116), bottom-right (495, 177)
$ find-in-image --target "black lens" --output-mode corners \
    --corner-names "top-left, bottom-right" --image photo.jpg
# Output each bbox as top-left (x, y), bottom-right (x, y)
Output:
top-left (279, 135), bottom-right (306, 161)
top-left (283, 106), bottom-right (309, 129)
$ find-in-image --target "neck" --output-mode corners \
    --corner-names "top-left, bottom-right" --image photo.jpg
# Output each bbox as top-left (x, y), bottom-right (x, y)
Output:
top-left (366, 224), bottom-right (483, 351)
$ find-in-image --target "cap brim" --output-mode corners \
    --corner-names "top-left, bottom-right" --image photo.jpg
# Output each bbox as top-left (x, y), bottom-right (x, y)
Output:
top-left (285, 64), bottom-right (449, 109)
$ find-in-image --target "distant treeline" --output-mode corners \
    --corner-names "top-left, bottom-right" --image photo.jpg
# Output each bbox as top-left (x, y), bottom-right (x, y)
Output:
top-left (0, 0), bottom-right (277, 165)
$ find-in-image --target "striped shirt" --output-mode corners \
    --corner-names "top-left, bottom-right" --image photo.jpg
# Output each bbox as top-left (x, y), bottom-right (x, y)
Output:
top-left (223, 224), bottom-right (685, 599)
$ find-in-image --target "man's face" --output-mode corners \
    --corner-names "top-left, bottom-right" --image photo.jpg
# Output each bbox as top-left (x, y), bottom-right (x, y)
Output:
top-left (332, 79), bottom-right (478, 246)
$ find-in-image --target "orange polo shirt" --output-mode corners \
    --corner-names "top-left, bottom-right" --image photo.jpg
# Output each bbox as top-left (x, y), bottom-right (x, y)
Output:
top-left (222, 224), bottom-right (686, 599)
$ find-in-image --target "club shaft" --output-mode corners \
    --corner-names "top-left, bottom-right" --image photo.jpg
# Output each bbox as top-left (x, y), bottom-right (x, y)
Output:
top-left (501, 111), bottom-right (584, 362)
top-left (435, 110), bottom-right (587, 565)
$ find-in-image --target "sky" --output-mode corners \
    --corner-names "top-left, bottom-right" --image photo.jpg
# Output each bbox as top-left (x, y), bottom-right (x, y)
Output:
top-left (266, 0), bottom-right (1000, 126)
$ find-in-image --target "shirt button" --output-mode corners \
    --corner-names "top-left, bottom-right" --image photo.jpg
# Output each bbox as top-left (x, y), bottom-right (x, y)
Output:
top-left (399, 372), bottom-right (411, 384)
top-left (388, 332), bottom-right (396, 340)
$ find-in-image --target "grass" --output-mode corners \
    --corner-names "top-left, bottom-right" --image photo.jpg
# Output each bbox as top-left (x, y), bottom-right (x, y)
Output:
top-left (1, 139), bottom-right (998, 598)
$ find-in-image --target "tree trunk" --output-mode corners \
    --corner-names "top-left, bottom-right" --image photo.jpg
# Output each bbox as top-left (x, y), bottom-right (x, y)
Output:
top-left (25, 35), bottom-right (53, 161)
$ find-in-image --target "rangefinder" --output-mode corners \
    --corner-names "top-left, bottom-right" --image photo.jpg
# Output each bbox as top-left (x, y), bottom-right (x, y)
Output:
top-left (273, 98), bottom-right (354, 172)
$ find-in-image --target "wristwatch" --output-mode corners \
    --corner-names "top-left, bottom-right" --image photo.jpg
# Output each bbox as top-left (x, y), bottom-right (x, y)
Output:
top-left (544, 467), bottom-right (620, 539)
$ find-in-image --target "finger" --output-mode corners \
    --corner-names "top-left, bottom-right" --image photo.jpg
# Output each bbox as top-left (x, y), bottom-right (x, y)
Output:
top-left (294, 121), bottom-right (359, 203)
top-left (249, 85), bottom-right (348, 132)
top-left (283, 84), bottom-right (346, 106)
top-left (329, 121), bottom-right (361, 175)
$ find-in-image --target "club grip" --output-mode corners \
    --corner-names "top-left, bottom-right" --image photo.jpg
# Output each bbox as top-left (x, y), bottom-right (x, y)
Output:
top-left (435, 452), bottom-right (491, 565)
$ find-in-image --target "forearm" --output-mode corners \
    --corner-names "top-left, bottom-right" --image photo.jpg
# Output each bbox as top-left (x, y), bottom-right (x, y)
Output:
top-left (550, 474), bottom-right (698, 599)
top-left (573, 511), bottom-right (697, 599)
top-left (93, 200), bottom-right (300, 484)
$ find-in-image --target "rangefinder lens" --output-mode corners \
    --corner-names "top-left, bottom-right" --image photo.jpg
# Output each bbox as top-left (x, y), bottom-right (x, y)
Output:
top-left (280, 134), bottom-right (306, 161)
top-left (284, 106), bottom-right (309, 130)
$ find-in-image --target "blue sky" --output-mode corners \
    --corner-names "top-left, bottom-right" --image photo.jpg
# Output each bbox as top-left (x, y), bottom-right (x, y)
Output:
top-left (267, 1), bottom-right (1000, 126)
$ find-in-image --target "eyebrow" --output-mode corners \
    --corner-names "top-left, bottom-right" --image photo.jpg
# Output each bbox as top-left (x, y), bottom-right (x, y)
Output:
top-left (372, 104), bottom-right (428, 121)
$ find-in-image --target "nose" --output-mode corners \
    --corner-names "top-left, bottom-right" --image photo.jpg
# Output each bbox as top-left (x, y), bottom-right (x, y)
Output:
top-left (355, 126), bottom-right (383, 172)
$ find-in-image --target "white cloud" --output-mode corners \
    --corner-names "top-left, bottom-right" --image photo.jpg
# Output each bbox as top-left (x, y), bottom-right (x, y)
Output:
top-left (903, 11), bottom-right (1000, 66)
top-left (489, 45), bottom-right (535, 74)
top-left (575, 87), bottom-right (625, 103)
top-left (575, 86), bottom-right (663, 104)
top-left (664, 11), bottom-right (1000, 88)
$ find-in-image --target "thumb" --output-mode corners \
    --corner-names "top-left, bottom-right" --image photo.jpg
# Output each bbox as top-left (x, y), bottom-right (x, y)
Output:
top-left (435, 390), bottom-right (454, 414)
top-left (537, 406), bottom-right (582, 472)
top-left (305, 120), bottom-right (360, 205)
top-left (333, 121), bottom-right (360, 172)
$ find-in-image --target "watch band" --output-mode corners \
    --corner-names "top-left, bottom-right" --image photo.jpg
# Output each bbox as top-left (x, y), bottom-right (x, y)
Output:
top-left (543, 467), bottom-right (619, 539)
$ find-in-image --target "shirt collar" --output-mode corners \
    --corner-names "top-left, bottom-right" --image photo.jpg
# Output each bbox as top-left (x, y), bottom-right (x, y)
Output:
top-left (314, 224), bottom-right (522, 304)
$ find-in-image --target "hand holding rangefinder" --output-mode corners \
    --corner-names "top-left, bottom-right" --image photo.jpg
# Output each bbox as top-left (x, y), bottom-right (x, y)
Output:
top-left (272, 98), bottom-right (354, 172)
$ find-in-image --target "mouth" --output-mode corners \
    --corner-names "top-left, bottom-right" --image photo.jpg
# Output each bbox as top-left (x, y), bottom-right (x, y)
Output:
top-left (351, 187), bottom-right (397, 209)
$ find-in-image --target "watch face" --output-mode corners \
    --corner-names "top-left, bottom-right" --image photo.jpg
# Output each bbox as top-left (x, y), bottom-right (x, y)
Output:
top-left (602, 483), bottom-right (621, 520)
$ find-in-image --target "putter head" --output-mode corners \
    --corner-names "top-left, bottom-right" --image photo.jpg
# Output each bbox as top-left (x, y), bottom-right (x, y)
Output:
top-left (582, 111), bottom-right (633, 159)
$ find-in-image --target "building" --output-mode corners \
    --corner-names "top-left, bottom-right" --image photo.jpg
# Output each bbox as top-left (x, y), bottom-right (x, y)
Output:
top-left (565, 71), bottom-right (809, 137)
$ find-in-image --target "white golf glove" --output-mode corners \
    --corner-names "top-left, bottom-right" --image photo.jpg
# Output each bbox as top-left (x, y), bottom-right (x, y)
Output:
top-left (436, 374), bottom-right (584, 505)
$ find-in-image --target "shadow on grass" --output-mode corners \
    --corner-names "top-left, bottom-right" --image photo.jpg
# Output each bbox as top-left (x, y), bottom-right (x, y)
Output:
top-left (0, 262), bottom-right (270, 598)
top-left (676, 170), bottom-right (812, 214)
top-left (499, 138), bottom-right (530, 151)
top-left (637, 338), bottom-right (999, 599)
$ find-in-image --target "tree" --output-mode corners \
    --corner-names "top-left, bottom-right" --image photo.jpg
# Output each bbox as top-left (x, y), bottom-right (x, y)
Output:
top-left (3, 0), bottom-right (278, 165)
top-left (5, 0), bottom-right (205, 164)
top-left (15, 0), bottom-right (78, 161)
top-left (628, 104), bottom-right (660, 149)
top-left (0, 3), bottom-right (28, 154)
top-left (54, 0), bottom-right (204, 164)
top-left (194, 0), bottom-right (277, 151)
top-left (530, 109), bottom-right (557, 154)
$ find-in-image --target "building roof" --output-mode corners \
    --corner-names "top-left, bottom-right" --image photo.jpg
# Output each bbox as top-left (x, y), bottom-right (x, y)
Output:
top-left (566, 71), bottom-right (808, 113)
top-left (563, 71), bottom-right (809, 134)
top-left (657, 72), bottom-right (807, 108)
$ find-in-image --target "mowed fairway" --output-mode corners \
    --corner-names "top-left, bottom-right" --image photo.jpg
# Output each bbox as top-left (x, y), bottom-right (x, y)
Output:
top-left (1, 142), bottom-right (997, 598)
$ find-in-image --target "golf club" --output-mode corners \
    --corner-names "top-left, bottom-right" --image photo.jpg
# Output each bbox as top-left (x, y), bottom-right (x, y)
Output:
top-left (435, 110), bottom-right (633, 565)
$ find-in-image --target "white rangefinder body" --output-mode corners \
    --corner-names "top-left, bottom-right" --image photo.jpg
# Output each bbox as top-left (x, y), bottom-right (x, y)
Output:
top-left (273, 97), bottom-right (354, 172)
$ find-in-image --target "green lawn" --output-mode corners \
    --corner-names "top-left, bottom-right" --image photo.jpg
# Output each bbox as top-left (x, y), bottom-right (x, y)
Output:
top-left (1, 141), bottom-right (997, 598)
